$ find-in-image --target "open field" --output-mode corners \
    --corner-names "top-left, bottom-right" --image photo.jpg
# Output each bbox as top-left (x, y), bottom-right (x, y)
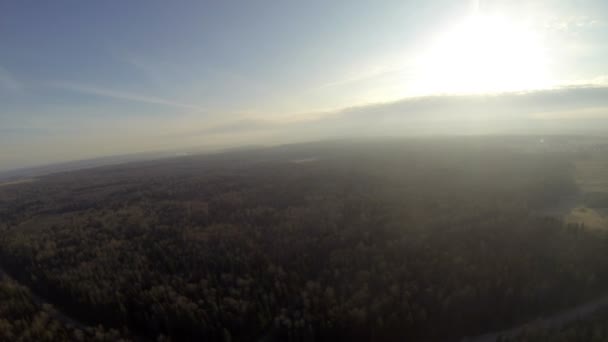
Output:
top-left (565, 207), bottom-right (608, 230)
top-left (560, 157), bottom-right (608, 230)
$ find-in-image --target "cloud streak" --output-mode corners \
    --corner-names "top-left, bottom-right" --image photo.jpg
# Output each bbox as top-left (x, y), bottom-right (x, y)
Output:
top-left (50, 81), bottom-right (206, 111)
top-left (542, 15), bottom-right (604, 33)
top-left (317, 66), bottom-right (409, 89)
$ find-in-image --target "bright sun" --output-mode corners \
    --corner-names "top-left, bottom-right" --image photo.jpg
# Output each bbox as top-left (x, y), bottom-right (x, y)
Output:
top-left (414, 14), bottom-right (552, 95)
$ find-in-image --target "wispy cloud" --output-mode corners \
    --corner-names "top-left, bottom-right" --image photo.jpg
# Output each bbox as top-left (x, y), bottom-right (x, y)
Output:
top-left (50, 81), bottom-right (206, 111)
top-left (317, 65), bottom-right (410, 89)
top-left (0, 66), bottom-right (21, 91)
top-left (542, 15), bottom-right (604, 33)
top-left (117, 50), bottom-right (171, 87)
top-left (562, 75), bottom-right (608, 87)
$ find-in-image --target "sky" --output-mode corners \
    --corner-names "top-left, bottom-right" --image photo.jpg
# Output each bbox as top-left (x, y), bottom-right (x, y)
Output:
top-left (1, 0), bottom-right (608, 171)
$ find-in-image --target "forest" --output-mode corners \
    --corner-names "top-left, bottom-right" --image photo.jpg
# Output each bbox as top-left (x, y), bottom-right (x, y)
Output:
top-left (1, 137), bottom-right (608, 341)
top-left (0, 276), bottom-right (130, 341)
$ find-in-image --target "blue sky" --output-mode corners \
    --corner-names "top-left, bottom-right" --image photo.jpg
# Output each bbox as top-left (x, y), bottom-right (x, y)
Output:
top-left (1, 0), bottom-right (608, 170)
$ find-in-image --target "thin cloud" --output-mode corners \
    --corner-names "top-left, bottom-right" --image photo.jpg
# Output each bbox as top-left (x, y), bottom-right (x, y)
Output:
top-left (0, 67), bottom-right (21, 91)
top-left (542, 15), bottom-right (604, 33)
top-left (200, 118), bottom-right (277, 134)
top-left (317, 65), bottom-right (410, 89)
top-left (164, 118), bottom-right (284, 139)
top-left (562, 75), bottom-right (608, 87)
top-left (117, 50), bottom-right (170, 87)
top-left (50, 81), bottom-right (206, 111)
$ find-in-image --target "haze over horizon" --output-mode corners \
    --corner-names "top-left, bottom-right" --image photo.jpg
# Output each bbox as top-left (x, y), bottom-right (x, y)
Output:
top-left (2, 0), bottom-right (608, 171)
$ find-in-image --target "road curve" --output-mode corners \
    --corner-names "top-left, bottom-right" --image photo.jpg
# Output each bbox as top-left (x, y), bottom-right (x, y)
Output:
top-left (462, 294), bottom-right (608, 342)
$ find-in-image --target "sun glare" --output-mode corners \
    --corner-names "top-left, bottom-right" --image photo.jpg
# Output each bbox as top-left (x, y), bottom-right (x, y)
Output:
top-left (414, 14), bottom-right (552, 95)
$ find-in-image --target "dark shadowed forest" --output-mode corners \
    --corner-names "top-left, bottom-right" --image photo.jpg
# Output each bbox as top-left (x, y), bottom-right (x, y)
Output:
top-left (2, 137), bottom-right (608, 341)
top-left (0, 275), bottom-right (129, 341)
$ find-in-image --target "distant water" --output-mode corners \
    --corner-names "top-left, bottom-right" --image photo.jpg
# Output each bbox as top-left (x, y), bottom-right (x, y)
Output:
top-left (291, 157), bottom-right (319, 164)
